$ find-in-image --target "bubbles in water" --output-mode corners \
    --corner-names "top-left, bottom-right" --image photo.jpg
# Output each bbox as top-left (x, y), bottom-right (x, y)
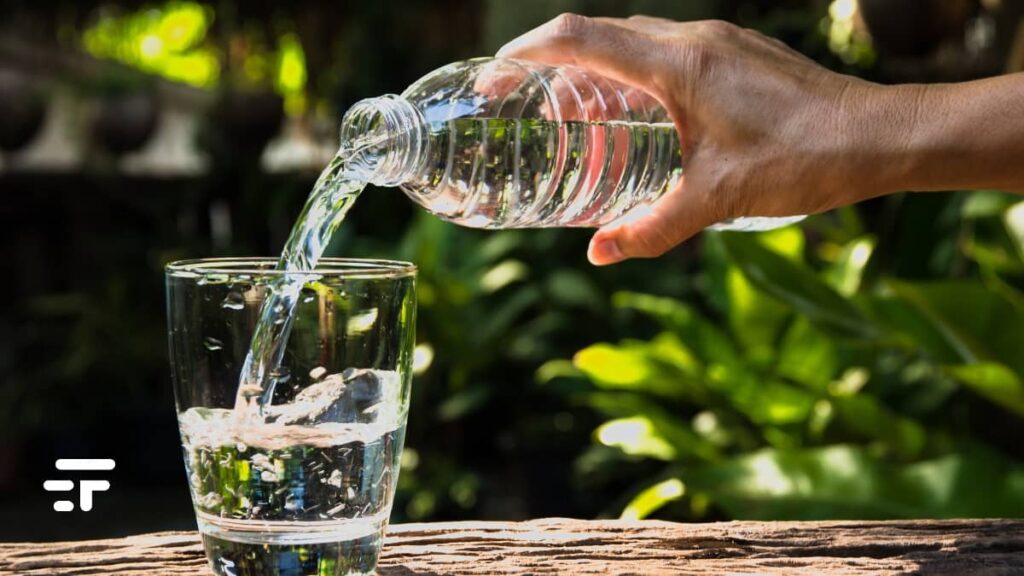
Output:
top-left (326, 469), bottom-right (344, 488)
top-left (260, 470), bottom-right (278, 483)
top-left (301, 292), bottom-right (317, 304)
top-left (200, 492), bottom-right (223, 509)
top-left (309, 366), bottom-right (327, 380)
top-left (203, 337), bottom-right (224, 351)
top-left (222, 292), bottom-right (245, 310)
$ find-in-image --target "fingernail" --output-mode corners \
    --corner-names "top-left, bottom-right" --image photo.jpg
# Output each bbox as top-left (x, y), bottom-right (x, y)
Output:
top-left (589, 237), bottom-right (624, 266)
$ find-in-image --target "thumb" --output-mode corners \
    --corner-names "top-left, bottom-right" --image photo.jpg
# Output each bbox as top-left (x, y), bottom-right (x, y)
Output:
top-left (497, 14), bottom-right (667, 97)
top-left (587, 181), bottom-right (714, 265)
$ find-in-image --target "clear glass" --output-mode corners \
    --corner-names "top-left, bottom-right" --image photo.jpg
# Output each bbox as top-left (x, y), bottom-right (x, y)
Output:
top-left (166, 258), bottom-right (416, 576)
top-left (340, 57), bottom-right (805, 231)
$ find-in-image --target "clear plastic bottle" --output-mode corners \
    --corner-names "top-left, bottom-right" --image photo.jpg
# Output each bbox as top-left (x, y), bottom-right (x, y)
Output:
top-left (340, 57), bottom-right (804, 231)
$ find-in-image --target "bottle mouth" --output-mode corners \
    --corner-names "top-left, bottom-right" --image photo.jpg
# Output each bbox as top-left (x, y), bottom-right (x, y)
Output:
top-left (339, 95), bottom-right (426, 186)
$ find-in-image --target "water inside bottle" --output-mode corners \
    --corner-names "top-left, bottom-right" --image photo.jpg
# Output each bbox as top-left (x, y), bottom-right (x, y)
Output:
top-left (408, 118), bottom-right (682, 228)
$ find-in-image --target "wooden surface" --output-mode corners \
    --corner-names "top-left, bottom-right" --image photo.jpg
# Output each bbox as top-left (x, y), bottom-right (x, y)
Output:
top-left (3, 518), bottom-right (1024, 575)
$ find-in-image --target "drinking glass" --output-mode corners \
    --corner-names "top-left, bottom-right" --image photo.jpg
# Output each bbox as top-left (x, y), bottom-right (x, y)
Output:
top-left (165, 258), bottom-right (416, 576)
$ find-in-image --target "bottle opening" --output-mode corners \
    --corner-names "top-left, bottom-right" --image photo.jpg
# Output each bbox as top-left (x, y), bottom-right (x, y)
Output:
top-left (339, 95), bottom-right (427, 187)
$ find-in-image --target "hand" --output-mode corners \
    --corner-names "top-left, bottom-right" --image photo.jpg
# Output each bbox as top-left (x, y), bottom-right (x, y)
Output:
top-left (497, 15), bottom-right (893, 265)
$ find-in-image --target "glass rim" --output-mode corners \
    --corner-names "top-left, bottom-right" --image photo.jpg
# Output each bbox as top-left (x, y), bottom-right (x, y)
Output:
top-left (165, 257), bottom-right (416, 279)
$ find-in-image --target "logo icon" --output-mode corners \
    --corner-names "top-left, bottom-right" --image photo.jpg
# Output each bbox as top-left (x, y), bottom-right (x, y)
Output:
top-left (43, 459), bottom-right (116, 512)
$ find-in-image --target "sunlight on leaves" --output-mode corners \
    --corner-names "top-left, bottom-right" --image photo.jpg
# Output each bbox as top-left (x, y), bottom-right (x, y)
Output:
top-left (614, 291), bottom-right (741, 368)
top-left (1004, 201), bottom-right (1024, 259)
top-left (412, 342), bottom-right (434, 376)
top-left (688, 445), bottom-right (1024, 520)
top-left (574, 344), bottom-right (650, 387)
top-left (756, 226), bottom-right (805, 261)
top-left (621, 478), bottom-right (685, 520)
top-left (825, 236), bottom-right (875, 296)
top-left (82, 2), bottom-right (219, 87)
top-left (777, 318), bottom-right (839, 391)
top-left (275, 32), bottom-right (307, 115)
top-left (535, 359), bottom-right (582, 384)
top-left (825, 0), bottom-right (875, 66)
top-left (596, 417), bottom-right (676, 461)
top-left (479, 259), bottom-right (528, 293)
top-left (948, 363), bottom-right (1024, 417)
top-left (721, 232), bottom-right (874, 337)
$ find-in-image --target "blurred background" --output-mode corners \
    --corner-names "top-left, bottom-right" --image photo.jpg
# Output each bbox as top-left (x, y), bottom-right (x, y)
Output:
top-left (3, 0), bottom-right (1024, 541)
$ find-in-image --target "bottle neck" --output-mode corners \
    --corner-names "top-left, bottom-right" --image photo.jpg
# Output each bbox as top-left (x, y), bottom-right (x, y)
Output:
top-left (339, 95), bottom-right (427, 186)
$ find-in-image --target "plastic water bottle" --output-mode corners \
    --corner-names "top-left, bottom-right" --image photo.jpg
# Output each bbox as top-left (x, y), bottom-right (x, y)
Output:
top-left (340, 57), bottom-right (804, 230)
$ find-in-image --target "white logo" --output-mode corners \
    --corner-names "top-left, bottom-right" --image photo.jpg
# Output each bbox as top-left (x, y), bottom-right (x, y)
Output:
top-left (43, 459), bottom-right (116, 512)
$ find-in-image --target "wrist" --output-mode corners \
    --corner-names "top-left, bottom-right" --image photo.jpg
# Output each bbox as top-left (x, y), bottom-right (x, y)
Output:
top-left (839, 81), bottom-right (933, 199)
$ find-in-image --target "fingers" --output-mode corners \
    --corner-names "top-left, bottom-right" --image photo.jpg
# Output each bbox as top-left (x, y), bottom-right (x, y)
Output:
top-left (587, 180), bottom-right (715, 265)
top-left (496, 13), bottom-right (667, 96)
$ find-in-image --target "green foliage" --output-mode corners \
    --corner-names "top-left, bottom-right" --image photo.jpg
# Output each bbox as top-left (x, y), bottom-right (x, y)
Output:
top-left (347, 206), bottom-right (693, 521)
top-left (543, 198), bottom-right (1024, 521)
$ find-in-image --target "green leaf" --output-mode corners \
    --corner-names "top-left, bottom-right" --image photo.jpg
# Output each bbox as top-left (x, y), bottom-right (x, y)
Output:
top-left (947, 363), bottom-right (1024, 417)
top-left (726, 266), bottom-right (790, 362)
top-left (477, 285), bottom-right (541, 343)
top-left (686, 445), bottom-right (1024, 519)
top-left (719, 232), bottom-right (874, 337)
top-left (585, 393), bottom-right (720, 462)
top-left (1005, 200), bottom-right (1024, 262)
top-left (620, 478), bottom-right (685, 520)
top-left (574, 344), bottom-right (652, 387)
top-left (595, 416), bottom-right (677, 460)
top-left (437, 386), bottom-right (490, 421)
top-left (857, 294), bottom-right (963, 362)
top-left (547, 269), bottom-right (603, 310)
top-left (885, 280), bottom-right (1024, 374)
top-left (755, 226), bottom-right (805, 260)
top-left (706, 364), bottom-right (816, 425)
top-left (572, 338), bottom-right (700, 400)
top-left (824, 236), bottom-right (875, 296)
top-left (961, 190), bottom-right (1018, 219)
top-left (613, 291), bottom-right (741, 368)
top-left (478, 259), bottom-right (528, 293)
top-left (830, 395), bottom-right (927, 459)
top-left (535, 359), bottom-right (583, 384)
top-left (775, 317), bottom-right (838, 392)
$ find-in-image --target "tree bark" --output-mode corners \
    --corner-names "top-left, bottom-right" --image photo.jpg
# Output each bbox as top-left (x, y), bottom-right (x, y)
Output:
top-left (2, 518), bottom-right (1023, 575)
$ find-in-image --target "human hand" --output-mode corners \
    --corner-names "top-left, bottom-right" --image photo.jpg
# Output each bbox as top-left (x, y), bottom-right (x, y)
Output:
top-left (498, 15), bottom-right (896, 265)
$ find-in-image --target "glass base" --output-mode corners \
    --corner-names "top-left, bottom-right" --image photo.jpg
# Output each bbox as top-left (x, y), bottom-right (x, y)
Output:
top-left (199, 515), bottom-right (387, 576)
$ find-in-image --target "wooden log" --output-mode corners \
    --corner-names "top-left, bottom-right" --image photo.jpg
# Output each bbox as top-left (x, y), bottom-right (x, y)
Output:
top-left (2, 518), bottom-right (1023, 575)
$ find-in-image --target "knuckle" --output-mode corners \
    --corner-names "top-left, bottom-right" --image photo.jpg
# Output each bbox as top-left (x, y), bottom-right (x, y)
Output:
top-left (673, 39), bottom-right (714, 81)
top-left (550, 13), bottom-right (591, 39)
top-left (625, 220), bottom-right (673, 258)
top-left (628, 14), bottom-right (664, 24)
top-left (700, 19), bottom-right (738, 36)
